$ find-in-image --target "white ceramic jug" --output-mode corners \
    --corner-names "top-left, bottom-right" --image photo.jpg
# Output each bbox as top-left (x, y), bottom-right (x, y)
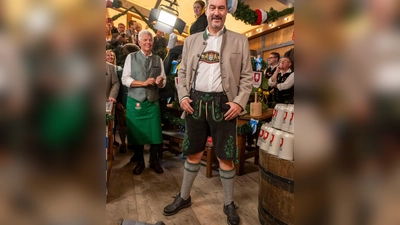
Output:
top-left (257, 123), bottom-right (268, 147)
top-left (288, 106), bottom-right (294, 134)
top-left (278, 132), bottom-right (294, 161)
top-left (260, 126), bottom-right (275, 152)
top-left (268, 129), bottom-right (283, 156)
top-left (281, 104), bottom-right (294, 132)
top-left (272, 104), bottom-right (287, 130)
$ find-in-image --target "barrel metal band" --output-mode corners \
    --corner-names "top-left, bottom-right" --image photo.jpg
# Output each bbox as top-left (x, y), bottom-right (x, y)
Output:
top-left (258, 204), bottom-right (288, 225)
top-left (259, 165), bottom-right (294, 193)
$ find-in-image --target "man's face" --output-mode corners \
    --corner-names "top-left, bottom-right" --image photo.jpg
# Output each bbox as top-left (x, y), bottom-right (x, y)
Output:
top-left (106, 18), bottom-right (113, 27)
top-left (279, 58), bottom-right (292, 70)
top-left (156, 30), bottom-right (164, 38)
top-left (206, 0), bottom-right (227, 31)
top-left (136, 25), bottom-right (142, 32)
top-left (138, 34), bottom-right (153, 52)
top-left (268, 54), bottom-right (278, 65)
top-left (118, 24), bottom-right (125, 33)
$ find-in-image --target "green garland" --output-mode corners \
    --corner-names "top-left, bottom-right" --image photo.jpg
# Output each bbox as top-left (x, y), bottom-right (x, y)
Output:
top-left (106, 114), bottom-right (113, 125)
top-left (129, 5), bottom-right (156, 33)
top-left (237, 122), bottom-right (252, 135)
top-left (164, 111), bottom-right (185, 126)
top-left (111, 0), bottom-right (122, 8)
top-left (233, 1), bottom-right (294, 25)
top-left (111, 6), bottom-right (133, 21)
top-left (237, 120), bottom-right (265, 135)
top-left (110, 0), bottom-right (293, 32)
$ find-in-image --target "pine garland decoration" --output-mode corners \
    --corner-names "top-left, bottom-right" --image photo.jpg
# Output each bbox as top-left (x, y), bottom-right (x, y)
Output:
top-left (164, 111), bottom-right (185, 126)
top-left (112, 0), bottom-right (122, 8)
top-left (129, 5), bottom-right (156, 33)
top-left (233, 1), bottom-right (258, 25)
top-left (232, 0), bottom-right (294, 25)
top-left (106, 114), bottom-right (113, 125)
top-left (111, 6), bottom-right (133, 21)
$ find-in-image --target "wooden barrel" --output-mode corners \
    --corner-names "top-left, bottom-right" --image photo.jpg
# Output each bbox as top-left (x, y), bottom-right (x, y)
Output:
top-left (258, 150), bottom-right (294, 225)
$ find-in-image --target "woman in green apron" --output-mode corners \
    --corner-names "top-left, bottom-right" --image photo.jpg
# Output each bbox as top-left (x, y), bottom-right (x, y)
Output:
top-left (121, 30), bottom-right (166, 175)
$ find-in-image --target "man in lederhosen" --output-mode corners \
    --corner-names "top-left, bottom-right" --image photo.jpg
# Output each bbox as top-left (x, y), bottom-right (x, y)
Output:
top-left (121, 30), bottom-right (166, 175)
top-left (163, 0), bottom-right (253, 224)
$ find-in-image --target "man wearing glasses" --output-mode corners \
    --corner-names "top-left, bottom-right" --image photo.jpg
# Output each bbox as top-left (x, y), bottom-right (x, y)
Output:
top-left (265, 52), bottom-right (280, 78)
top-left (265, 52), bottom-right (280, 106)
top-left (268, 57), bottom-right (294, 105)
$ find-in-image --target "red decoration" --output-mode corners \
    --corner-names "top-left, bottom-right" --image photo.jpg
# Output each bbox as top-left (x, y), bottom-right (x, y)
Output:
top-left (253, 9), bottom-right (267, 25)
top-left (254, 9), bottom-right (262, 25)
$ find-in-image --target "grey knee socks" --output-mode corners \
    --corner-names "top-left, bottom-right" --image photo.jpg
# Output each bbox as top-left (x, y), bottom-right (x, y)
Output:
top-left (219, 168), bottom-right (235, 206)
top-left (180, 160), bottom-right (200, 200)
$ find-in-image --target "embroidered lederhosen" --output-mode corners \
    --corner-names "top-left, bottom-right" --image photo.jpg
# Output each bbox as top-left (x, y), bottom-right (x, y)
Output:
top-left (182, 91), bottom-right (238, 161)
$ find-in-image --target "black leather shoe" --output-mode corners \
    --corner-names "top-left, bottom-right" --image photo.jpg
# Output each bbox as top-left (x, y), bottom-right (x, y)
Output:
top-left (113, 141), bottom-right (120, 146)
top-left (132, 161), bottom-right (145, 175)
top-left (223, 202), bottom-right (240, 225)
top-left (163, 193), bottom-right (191, 216)
top-left (119, 144), bottom-right (127, 153)
top-left (150, 160), bottom-right (164, 174)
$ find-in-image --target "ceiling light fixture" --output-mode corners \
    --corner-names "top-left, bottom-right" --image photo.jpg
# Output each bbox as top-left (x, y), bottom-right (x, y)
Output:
top-left (149, 0), bottom-right (186, 34)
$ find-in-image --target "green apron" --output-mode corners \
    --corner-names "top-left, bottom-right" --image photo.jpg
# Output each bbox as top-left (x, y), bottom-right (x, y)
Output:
top-left (126, 97), bottom-right (163, 145)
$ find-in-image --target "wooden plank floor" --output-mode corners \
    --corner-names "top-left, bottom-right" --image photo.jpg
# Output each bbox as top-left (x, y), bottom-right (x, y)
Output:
top-left (106, 145), bottom-right (261, 225)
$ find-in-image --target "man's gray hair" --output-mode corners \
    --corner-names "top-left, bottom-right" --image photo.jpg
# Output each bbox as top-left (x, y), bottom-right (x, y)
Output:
top-left (205, 0), bottom-right (228, 7)
top-left (138, 30), bottom-right (153, 41)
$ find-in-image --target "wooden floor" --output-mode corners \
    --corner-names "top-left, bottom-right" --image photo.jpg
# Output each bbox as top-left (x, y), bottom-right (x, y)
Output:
top-left (106, 145), bottom-right (261, 225)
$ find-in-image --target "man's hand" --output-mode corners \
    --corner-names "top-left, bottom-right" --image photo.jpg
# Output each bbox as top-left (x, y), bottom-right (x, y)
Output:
top-left (155, 76), bottom-right (164, 87)
top-left (224, 102), bottom-right (242, 121)
top-left (180, 98), bottom-right (194, 114)
top-left (108, 97), bottom-right (116, 103)
top-left (143, 78), bottom-right (156, 86)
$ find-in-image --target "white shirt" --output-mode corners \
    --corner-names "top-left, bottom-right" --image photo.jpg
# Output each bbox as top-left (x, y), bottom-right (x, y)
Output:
top-left (268, 69), bottom-right (294, 91)
top-left (194, 28), bottom-right (224, 92)
top-left (121, 50), bottom-right (166, 88)
top-left (167, 33), bottom-right (177, 49)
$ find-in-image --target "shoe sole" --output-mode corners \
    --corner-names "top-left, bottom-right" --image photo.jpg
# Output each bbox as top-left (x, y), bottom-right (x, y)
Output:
top-left (224, 209), bottom-right (240, 225)
top-left (163, 202), bottom-right (192, 216)
top-left (226, 219), bottom-right (240, 225)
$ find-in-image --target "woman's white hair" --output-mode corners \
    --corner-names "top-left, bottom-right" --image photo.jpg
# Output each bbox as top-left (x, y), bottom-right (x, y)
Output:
top-left (138, 30), bottom-right (153, 41)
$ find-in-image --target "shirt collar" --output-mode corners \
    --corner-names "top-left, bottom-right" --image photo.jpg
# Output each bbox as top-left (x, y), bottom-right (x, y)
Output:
top-left (140, 50), bottom-right (152, 57)
top-left (280, 68), bottom-right (292, 74)
top-left (203, 26), bottom-right (227, 40)
top-left (270, 64), bottom-right (278, 69)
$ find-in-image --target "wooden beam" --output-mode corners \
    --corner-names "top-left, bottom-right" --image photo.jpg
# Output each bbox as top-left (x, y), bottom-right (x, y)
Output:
top-left (258, 40), bottom-right (294, 52)
top-left (119, 0), bottom-right (189, 36)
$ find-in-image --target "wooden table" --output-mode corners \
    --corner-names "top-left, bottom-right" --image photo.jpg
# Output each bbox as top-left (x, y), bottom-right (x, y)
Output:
top-left (236, 108), bottom-right (273, 175)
